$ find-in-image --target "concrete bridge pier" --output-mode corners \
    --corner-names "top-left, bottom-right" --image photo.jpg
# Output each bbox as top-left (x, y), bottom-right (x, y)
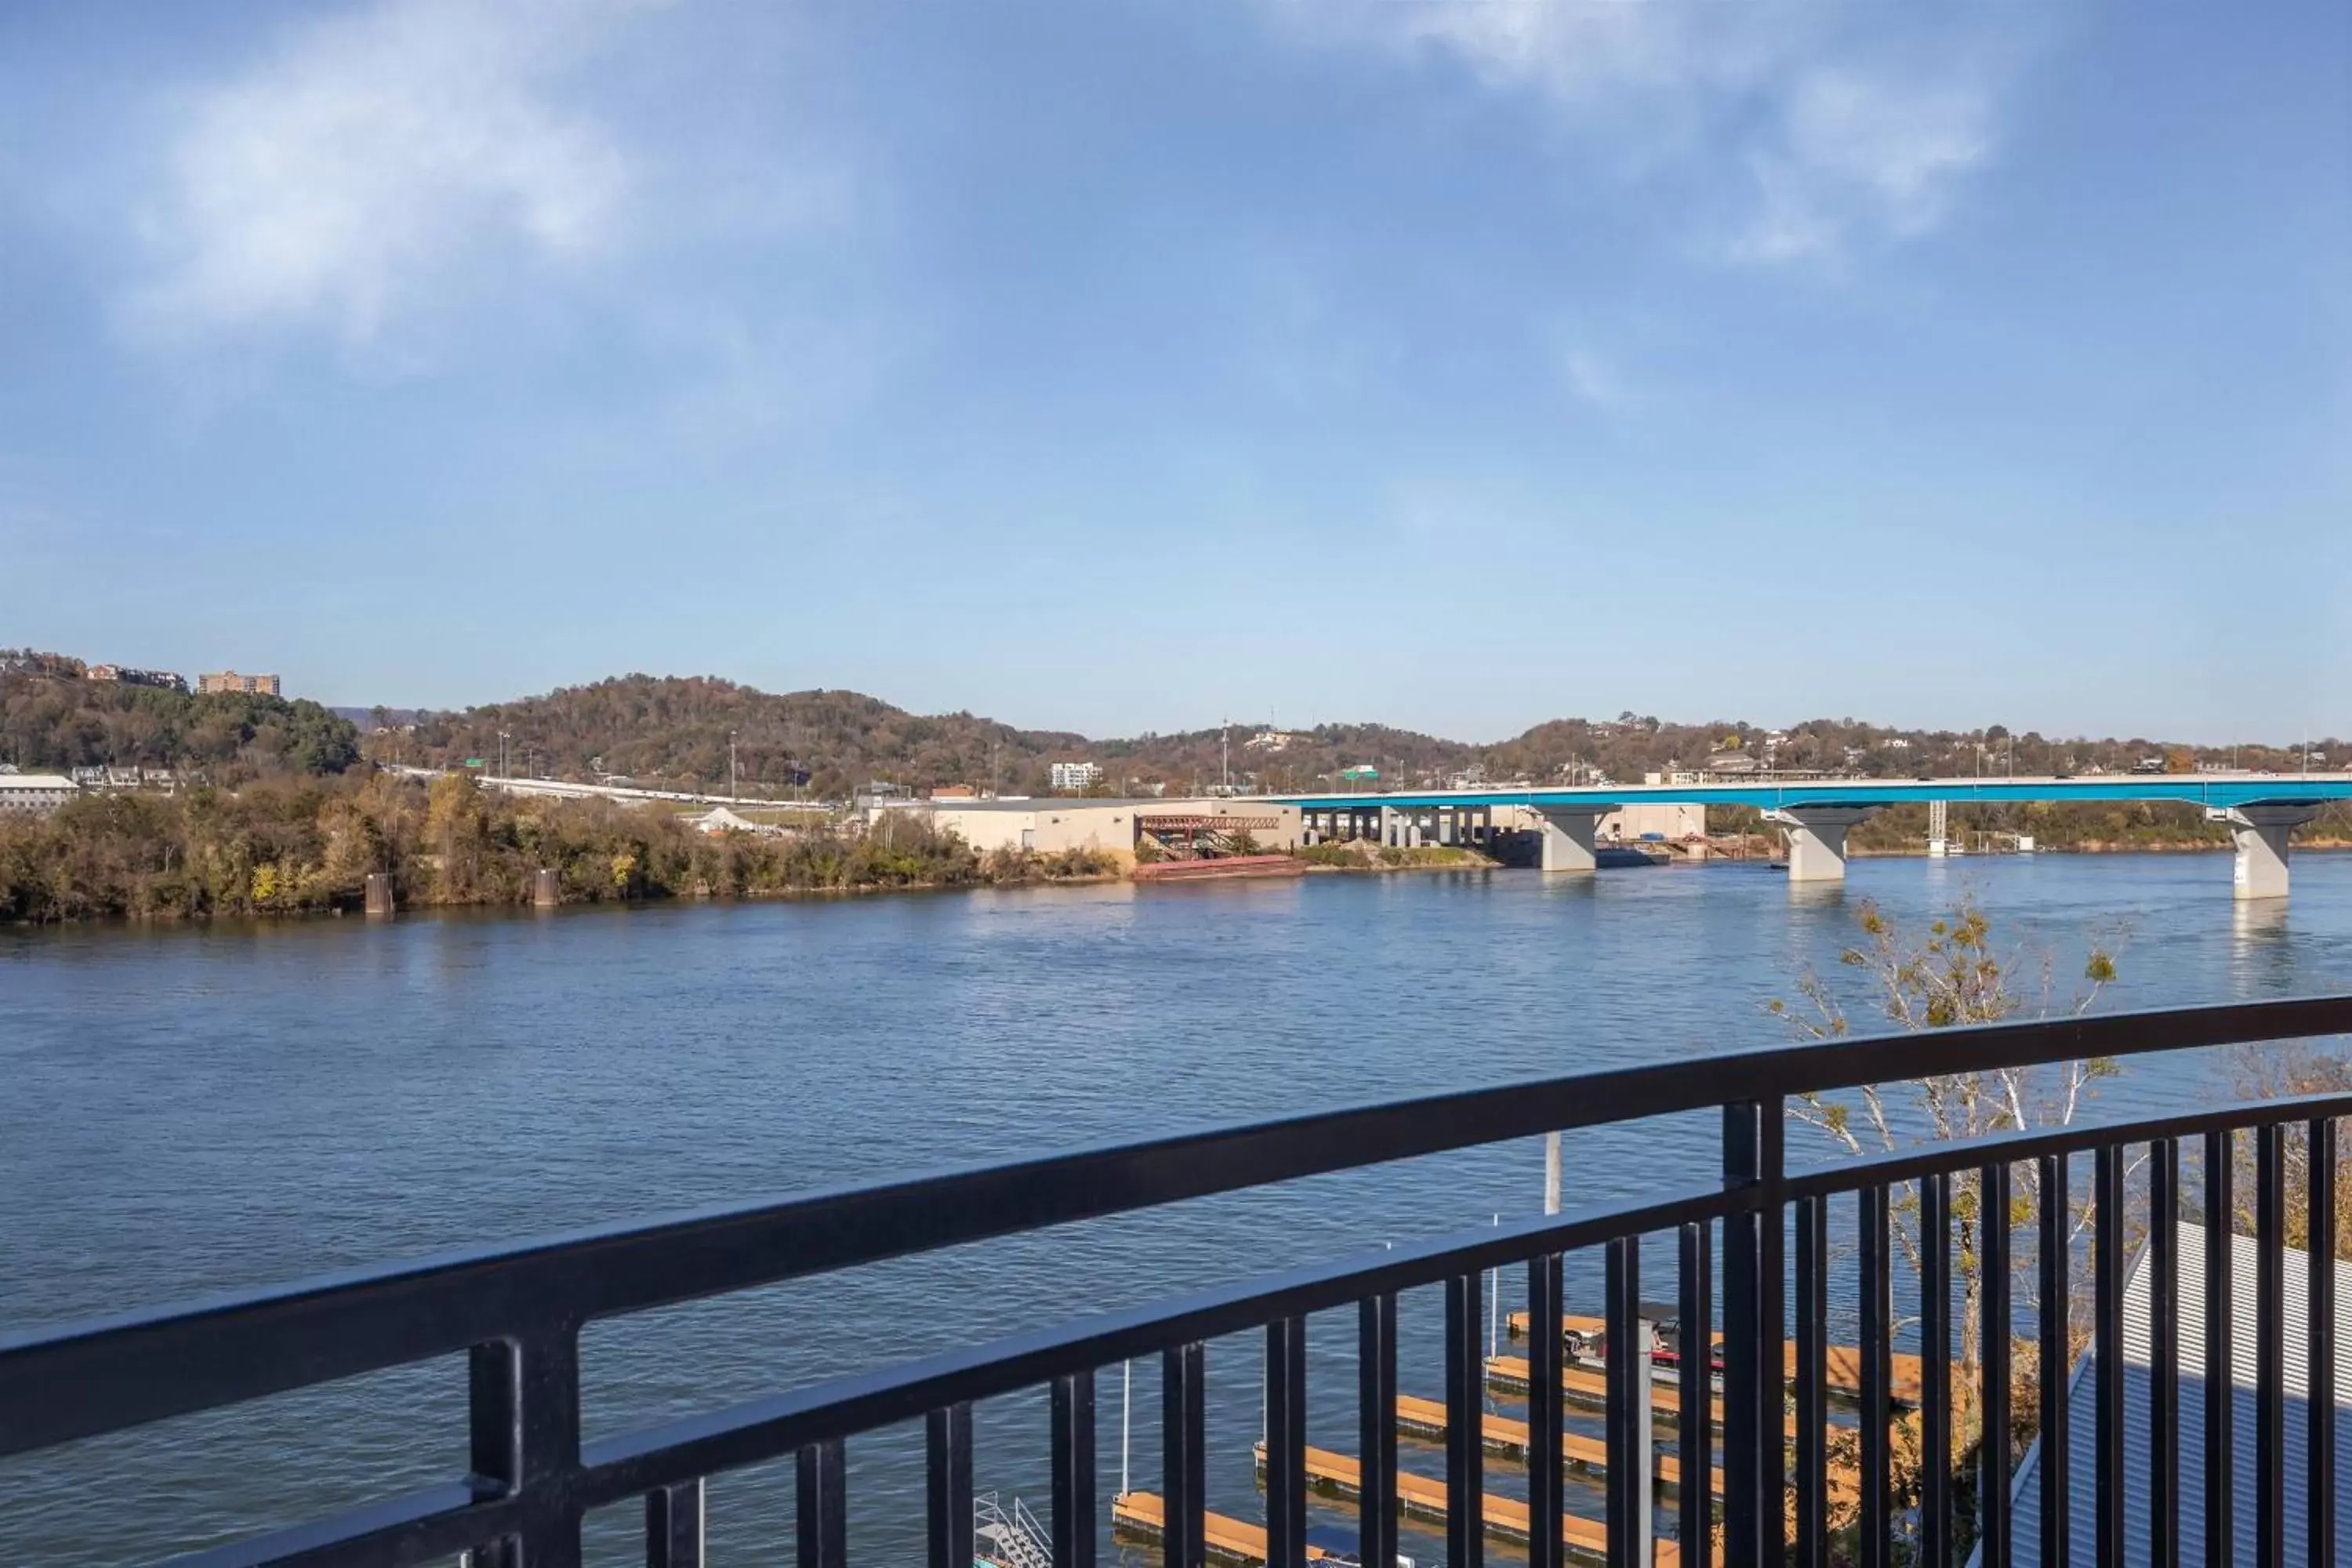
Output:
top-left (2210, 805), bottom-right (2317, 900)
top-left (1765, 806), bottom-right (1878, 884)
top-left (1535, 808), bottom-right (1606, 873)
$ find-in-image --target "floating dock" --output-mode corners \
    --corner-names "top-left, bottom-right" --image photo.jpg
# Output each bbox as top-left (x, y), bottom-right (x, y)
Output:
top-left (1110, 1492), bottom-right (1340, 1566)
top-left (1131, 854), bottom-right (1305, 882)
top-left (1483, 1355), bottom-right (1803, 1439)
top-left (1390, 1392), bottom-right (1857, 1504)
top-left (1501, 1313), bottom-right (1925, 1406)
top-left (1247, 1443), bottom-right (1690, 1567)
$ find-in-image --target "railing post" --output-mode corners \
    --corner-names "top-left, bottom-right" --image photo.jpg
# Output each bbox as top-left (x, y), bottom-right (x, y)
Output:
top-left (1163, 1342), bottom-right (1207, 1568)
top-left (468, 1327), bottom-right (583, 1568)
top-left (1793, 1196), bottom-right (1827, 1568)
top-left (1051, 1370), bottom-right (1097, 1568)
top-left (2206, 1130), bottom-right (2236, 1566)
top-left (1359, 1294), bottom-right (1399, 1568)
top-left (1446, 1274), bottom-right (1486, 1568)
top-left (2312, 1116), bottom-right (2339, 1568)
top-left (645, 1480), bottom-right (703, 1568)
top-left (798, 1439), bottom-right (847, 1568)
top-left (2256, 1123), bottom-right (2285, 1568)
top-left (2151, 1138), bottom-right (2180, 1568)
top-left (1530, 1252), bottom-right (1566, 1568)
top-left (1720, 1101), bottom-right (1765, 1566)
top-left (1675, 1222), bottom-right (1711, 1568)
top-left (927, 1402), bottom-right (975, 1568)
top-left (1604, 1237), bottom-right (1650, 1568)
top-left (1860, 1185), bottom-right (1892, 1568)
top-left (2035, 1152), bottom-right (2069, 1568)
top-left (2094, 1145), bottom-right (2127, 1568)
top-left (1919, 1173), bottom-right (1953, 1568)
top-left (1979, 1160), bottom-right (2013, 1568)
top-left (1265, 1320), bottom-right (1307, 1568)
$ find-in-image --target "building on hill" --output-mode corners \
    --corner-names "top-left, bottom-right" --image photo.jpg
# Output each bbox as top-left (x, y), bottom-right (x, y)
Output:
top-left (199, 670), bottom-right (281, 696)
top-left (1049, 760), bottom-right (1102, 792)
top-left (85, 665), bottom-right (187, 691)
top-left (0, 773), bottom-right (80, 815)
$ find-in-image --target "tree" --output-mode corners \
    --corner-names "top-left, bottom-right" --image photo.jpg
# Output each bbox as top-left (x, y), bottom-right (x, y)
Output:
top-left (1770, 897), bottom-right (2121, 1561)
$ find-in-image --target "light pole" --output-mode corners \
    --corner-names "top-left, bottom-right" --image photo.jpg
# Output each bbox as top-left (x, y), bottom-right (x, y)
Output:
top-left (499, 731), bottom-right (510, 779)
top-left (730, 730), bottom-right (739, 803)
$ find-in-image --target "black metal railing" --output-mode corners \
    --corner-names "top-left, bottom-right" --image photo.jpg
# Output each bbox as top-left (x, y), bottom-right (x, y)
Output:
top-left (3, 996), bottom-right (2348, 1567)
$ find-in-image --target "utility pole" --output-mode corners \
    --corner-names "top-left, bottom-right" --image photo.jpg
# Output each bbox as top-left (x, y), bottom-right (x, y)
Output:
top-left (730, 730), bottom-right (739, 802)
top-left (1221, 719), bottom-right (1230, 795)
top-left (499, 731), bottom-right (510, 778)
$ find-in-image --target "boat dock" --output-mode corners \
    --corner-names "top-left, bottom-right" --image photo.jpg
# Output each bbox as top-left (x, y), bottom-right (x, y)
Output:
top-left (1498, 1312), bottom-right (1925, 1406)
top-left (1110, 1493), bottom-right (1341, 1566)
top-left (1483, 1355), bottom-right (1804, 1439)
top-left (1390, 1392), bottom-right (1858, 1504)
top-left (1247, 1443), bottom-right (1690, 1566)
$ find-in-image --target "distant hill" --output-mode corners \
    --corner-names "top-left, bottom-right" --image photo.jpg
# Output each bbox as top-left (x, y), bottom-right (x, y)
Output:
top-left (358, 671), bottom-right (2339, 800)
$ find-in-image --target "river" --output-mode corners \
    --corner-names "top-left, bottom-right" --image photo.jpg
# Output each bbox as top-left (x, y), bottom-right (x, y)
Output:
top-left (5, 852), bottom-right (2349, 1564)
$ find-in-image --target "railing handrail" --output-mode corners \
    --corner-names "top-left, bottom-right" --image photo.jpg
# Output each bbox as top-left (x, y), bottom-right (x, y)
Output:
top-left (5, 993), bottom-right (2349, 1464)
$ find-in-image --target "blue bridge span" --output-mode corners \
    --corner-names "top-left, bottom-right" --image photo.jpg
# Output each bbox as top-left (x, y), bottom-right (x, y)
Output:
top-left (1277, 775), bottom-right (2352, 899)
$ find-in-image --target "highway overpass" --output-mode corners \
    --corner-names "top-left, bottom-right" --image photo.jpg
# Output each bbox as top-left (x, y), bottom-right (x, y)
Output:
top-left (1277, 775), bottom-right (2352, 899)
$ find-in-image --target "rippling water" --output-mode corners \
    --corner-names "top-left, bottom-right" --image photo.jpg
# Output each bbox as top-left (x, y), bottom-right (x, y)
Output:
top-left (5, 853), bottom-right (2348, 1565)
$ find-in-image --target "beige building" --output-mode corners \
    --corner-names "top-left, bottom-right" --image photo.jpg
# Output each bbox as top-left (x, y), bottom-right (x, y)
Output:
top-left (886, 797), bottom-right (1302, 865)
top-left (0, 774), bottom-right (81, 815)
top-left (199, 670), bottom-right (281, 696)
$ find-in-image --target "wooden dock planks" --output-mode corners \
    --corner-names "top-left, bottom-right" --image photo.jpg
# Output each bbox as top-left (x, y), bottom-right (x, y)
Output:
top-left (1247, 1443), bottom-right (1686, 1566)
top-left (1391, 1392), bottom-right (1858, 1503)
top-left (1111, 1492), bottom-right (1337, 1566)
top-left (1483, 1353), bottom-right (1810, 1438)
top-left (1503, 1312), bottom-right (1924, 1405)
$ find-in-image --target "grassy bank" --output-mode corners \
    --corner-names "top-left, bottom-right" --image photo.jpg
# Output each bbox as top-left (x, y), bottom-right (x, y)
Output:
top-left (1293, 840), bottom-right (1497, 872)
top-left (0, 772), bottom-right (1116, 924)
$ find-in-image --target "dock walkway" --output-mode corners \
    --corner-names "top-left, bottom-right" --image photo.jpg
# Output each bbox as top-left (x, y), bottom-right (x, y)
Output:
top-left (1504, 1312), bottom-right (1924, 1405)
top-left (1246, 1443), bottom-right (1688, 1566)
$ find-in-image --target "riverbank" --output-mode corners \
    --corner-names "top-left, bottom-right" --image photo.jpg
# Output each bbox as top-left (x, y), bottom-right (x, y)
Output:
top-left (0, 773), bottom-right (1120, 924)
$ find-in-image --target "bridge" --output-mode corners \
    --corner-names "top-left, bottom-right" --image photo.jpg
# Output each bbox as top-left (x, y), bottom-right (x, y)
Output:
top-left (1278, 775), bottom-right (2352, 899)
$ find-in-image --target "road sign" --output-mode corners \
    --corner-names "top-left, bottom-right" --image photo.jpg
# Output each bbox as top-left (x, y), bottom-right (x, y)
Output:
top-left (463, 758), bottom-right (485, 768)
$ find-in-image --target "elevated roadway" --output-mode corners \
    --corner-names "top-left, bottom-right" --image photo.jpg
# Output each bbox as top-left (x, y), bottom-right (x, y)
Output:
top-left (1276, 775), bottom-right (2352, 899)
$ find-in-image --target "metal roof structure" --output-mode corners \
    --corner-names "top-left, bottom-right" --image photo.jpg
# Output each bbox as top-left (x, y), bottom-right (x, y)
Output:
top-left (1985, 1219), bottom-right (2350, 1565)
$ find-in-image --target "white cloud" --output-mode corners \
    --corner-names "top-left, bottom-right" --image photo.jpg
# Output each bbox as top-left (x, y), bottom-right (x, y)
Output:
top-left (1561, 347), bottom-right (1627, 409)
top-left (1275, 1), bottom-right (2022, 269)
top-left (126, 0), bottom-right (654, 345)
top-left (1730, 68), bottom-right (1994, 263)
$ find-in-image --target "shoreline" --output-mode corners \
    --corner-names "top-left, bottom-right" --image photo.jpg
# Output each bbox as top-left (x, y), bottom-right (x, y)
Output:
top-left (11, 839), bottom-right (2348, 927)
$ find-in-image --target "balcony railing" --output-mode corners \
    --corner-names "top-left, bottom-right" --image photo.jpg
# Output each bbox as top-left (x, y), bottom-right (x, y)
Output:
top-left (3, 996), bottom-right (2347, 1567)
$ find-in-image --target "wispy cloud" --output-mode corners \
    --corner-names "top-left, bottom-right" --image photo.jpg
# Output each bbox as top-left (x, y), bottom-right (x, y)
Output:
top-left (1561, 346), bottom-right (1628, 409)
top-left (1272, 1), bottom-right (2027, 269)
top-left (1730, 68), bottom-right (1996, 264)
top-left (125, 0), bottom-right (656, 346)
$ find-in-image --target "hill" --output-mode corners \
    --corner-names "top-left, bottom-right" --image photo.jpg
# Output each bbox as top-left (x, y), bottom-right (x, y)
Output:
top-left (0, 658), bottom-right (360, 782)
top-left (365, 673), bottom-right (2343, 801)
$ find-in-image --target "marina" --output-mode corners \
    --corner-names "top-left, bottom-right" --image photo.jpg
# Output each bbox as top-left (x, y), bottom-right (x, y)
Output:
top-left (1503, 1311), bottom-right (1926, 1404)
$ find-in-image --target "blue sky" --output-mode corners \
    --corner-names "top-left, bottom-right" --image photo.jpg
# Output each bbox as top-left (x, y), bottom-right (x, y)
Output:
top-left (2, 1), bottom-right (2345, 741)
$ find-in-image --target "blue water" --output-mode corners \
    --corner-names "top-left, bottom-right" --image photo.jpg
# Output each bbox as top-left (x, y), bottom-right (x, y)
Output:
top-left (3, 852), bottom-right (2348, 1565)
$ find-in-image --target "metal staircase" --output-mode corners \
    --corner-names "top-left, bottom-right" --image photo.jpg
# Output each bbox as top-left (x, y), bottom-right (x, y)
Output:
top-left (973, 1491), bottom-right (1053, 1568)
